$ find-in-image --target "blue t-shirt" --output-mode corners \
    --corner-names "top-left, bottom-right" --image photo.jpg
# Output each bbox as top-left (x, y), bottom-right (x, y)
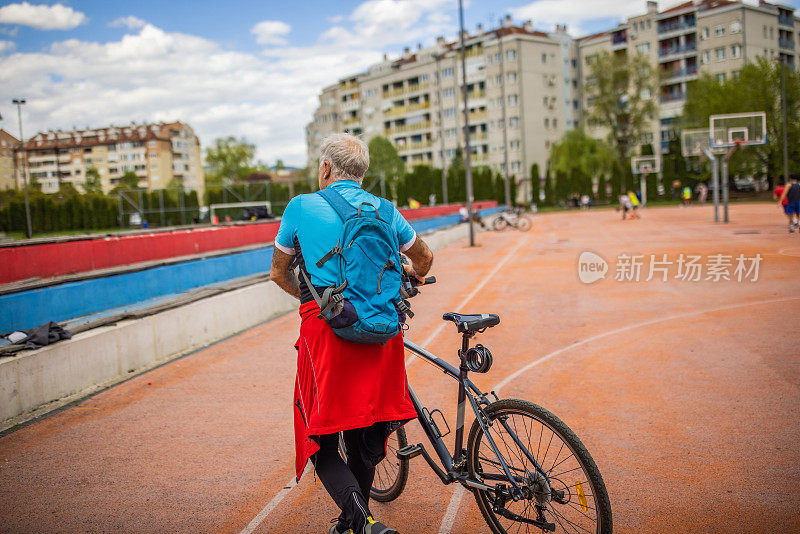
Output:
top-left (275, 180), bottom-right (416, 292)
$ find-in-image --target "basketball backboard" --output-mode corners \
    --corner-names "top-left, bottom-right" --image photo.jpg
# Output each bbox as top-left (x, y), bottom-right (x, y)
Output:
top-left (681, 128), bottom-right (725, 157)
top-left (631, 156), bottom-right (660, 175)
top-left (709, 112), bottom-right (767, 148)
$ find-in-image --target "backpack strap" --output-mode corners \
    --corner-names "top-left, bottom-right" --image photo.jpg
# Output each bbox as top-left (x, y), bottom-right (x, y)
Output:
top-left (377, 198), bottom-right (394, 222)
top-left (299, 267), bottom-right (348, 319)
top-left (318, 187), bottom-right (358, 222)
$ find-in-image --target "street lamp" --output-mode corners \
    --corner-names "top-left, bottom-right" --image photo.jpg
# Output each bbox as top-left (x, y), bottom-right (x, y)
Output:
top-left (12, 98), bottom-right (33, 239)
top-left (458, 0), bottom-right (475, 247)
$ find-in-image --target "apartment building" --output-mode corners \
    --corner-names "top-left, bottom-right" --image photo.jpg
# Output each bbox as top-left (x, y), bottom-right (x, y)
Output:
top-left (578, 0), bottom-right (800, 155)
top-left (0, 129), bottom-right (19, 191)
top-left (19, 121), bottom-right (204, 196)
top-left (306, 16), bottom-right (580, 191)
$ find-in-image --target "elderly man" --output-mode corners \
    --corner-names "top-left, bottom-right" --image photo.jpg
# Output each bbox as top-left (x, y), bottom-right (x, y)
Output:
top-left (270, 133), bottom-right (433, 534)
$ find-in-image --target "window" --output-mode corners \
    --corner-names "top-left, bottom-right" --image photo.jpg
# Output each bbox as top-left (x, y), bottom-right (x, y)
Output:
top-left (716, 72), bottom-right (726, 83)
top-left (443, 87), bottom-right (455, 98)
top-left (506, 49), bottom-right (516, 61)
top-left (702, 50), bottom-right (710, 64)
top-left (444, 107), bottom-right (456, 117)
top-left (421, 73), bottom-right (429, 81)
top-left (511, 161), bottom-right (521, 172)
top-left (730, 19), bottom-right (741, 33)
top-left (509, 117), bottom-right (519, 128)
top-left (647, 19), bottom-right (651, 30)
top-left (763, 25), bottom-right (768, 39)
top-left (544, 117), bottom-right (550, 128)
top-left (586, 54), bottom-right (597, 65)
top-left (495, 74), bottom-right (503, 85)
top-left (553, 118), bottom-right (558, 128)
top-left (510, 140), bottom-right (520, 150)
top-left (507, 71), bottom-right (517, 83)
top-left (731, 44), bottom-right (741, 58)
top-left (442, 67), bottom-right (454, 78)
top-left (496, 97), bottom-right (504, 107)
top-left (702, 26), bottom-right (709, 39)
top-left (508, 94), bottom-right (518, 106)
top-left (494, 53), bottom-right (501, 63)
top-left (715, 47), bottom-right (726, 61)
top-left (543, 96), bottom-right (549, 106)
top-left (732, 70), bottom-right (741, 80)
top-left (770, 26), bottom-right (774, 39)
top-left (445, 128), bottom-right (456, 137)
top-left (148, 140), bottom-right (157, 148)
top-left (636, 43), bottom-right (650, 54)
top-left (541, 53), bottom-right (547, 63)
top-left (714, 24), bottom-right (725, 36)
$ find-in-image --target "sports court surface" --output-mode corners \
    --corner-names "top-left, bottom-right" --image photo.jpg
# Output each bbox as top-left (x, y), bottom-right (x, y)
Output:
top-left (1, 203), bottom-right (798, 533)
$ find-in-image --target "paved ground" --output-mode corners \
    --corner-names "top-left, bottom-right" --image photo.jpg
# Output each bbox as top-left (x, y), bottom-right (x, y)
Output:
top-left (1, 203), bottom-right (799, 534)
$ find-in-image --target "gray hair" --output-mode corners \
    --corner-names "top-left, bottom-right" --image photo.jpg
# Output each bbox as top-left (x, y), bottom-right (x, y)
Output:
top-left (319, 133), bottom-right (370, 183)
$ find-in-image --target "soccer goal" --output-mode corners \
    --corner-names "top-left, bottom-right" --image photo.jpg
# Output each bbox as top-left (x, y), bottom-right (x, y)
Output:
top-left (210, 201), bottom-right (273, 224)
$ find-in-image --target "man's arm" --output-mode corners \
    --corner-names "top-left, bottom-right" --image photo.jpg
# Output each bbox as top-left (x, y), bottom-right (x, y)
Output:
top-left (270, 248), bottom-right (301, 299)
top-left (779, 186), bottom-right (789, 204)
top-left (403, 236), bottom-right (433, 281)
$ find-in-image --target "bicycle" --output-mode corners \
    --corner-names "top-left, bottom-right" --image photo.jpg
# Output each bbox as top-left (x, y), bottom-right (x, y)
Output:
top-left (492, 209), bottom-right (532, 232)
top-left (344, 274), bottom-right (613, 533)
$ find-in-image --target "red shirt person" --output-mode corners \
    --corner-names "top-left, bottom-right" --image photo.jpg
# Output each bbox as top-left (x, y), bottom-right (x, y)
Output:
top-left (270, 133), bottom-right (433, 534)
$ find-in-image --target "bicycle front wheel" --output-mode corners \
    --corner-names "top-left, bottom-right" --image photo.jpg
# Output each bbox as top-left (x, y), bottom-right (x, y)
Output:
top-left (492, 217), bottom-right (508, 231)
top-left (515, 217), bottom-right (532, 232)
top-left (467, 399), bottom-right (612, 533)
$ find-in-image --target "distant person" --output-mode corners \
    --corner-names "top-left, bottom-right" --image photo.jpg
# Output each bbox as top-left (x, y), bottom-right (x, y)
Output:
top-left (698, 183), bottom-right (708, 205)
top-left (682, 186), bottom-right (692, 206)
top-left (580, 194), bottom-right (590, 210)
top-left (619, 193), bottom-right (632, 220)
top-left (778, 175), bottom-right (800, 233)
top-left (627, 190), bottom-right (641, 219)
top-left (672, 179), bottom-right (681, 200)
top-left (408, 197), bottom-right (421, 209)
top-left (774, 181), bottom-right (791, 230)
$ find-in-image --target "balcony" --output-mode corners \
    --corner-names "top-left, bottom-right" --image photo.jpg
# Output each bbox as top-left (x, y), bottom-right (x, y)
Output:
top-left (342, 116), bottom-right (360, 126)
top-left (664, 66), bottom-right (698, 80)
top-left (470, 132), bottom-right (488, 141)
top-left (340, 80), bottom-right (358, 92)
top-left (612, 31), bottom-right (627, 49)
top-left (467, 89), bottom-right (486, 99)
top-left (779, 14), bottom-right (794, 27)
top-left (384, 101), bottom-right (431, 116)
top-left (470, 153), bottom-right (488, 163)
top-left (399, 140), bottom-right (433, 152)
top-left (382, 82), bottom-right (430, 99)
top-left (657, 20), bottom-right (695, 35)
top-left (464, 46), bottom-right (483, 59)
top-left (658, 43), bottom-right (697, 61)
top-left (660, 92), bottom-right (686, 103)
top-left (468, 109), bottom-right (487, 122)
top-left (385, 121), bottom-right (431, 135)
top-left (780, 38), bottom-right (795, 50)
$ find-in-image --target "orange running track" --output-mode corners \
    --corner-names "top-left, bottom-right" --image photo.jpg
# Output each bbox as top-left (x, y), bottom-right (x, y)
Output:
top-left (1, 203), bottom-right (799, 533)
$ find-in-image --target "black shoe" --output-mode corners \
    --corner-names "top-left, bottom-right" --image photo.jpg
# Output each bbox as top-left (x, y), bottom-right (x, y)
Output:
top-left (363, 517), bottom-right (398, 534)
top-left (329, 518), bottom-right (353, 534)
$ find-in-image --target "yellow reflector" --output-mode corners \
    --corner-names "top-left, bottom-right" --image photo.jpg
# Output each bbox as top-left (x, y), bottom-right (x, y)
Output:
top-left (575, 481), bottom-right (588, 511)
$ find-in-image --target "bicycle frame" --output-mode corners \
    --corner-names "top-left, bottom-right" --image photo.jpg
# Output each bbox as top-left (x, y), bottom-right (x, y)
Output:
top-left (402, 337), bottom-right (550, 498)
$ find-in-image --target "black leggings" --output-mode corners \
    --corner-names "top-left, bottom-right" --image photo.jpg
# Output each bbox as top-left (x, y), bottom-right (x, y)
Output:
top-left (311, 424), bottom-right (386, 531)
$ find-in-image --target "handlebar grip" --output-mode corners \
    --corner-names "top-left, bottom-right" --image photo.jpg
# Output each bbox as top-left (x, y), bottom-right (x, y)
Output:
top-left (424, 276), bottom-right (436, 285)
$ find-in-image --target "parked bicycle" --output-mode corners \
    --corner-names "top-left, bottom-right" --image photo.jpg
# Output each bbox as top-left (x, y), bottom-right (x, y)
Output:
top-left (341, 272), bottom-right (613, 533)
top-left (492, 209), bottom-right (532, 232)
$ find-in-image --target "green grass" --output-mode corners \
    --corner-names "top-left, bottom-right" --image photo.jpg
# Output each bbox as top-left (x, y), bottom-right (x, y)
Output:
top-left (4, 227), bottom-right (124, 240)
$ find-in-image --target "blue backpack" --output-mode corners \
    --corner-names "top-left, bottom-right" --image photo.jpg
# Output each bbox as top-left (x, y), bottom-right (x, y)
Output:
top-left (298, 187), bottom-right (411, 344)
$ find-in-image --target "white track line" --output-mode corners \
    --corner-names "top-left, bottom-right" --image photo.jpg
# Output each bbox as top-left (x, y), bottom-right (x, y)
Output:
top-left (240, 233), bottom-right (530, 533)
top-left (239, 476), bottom-right (297, 534)
top-left (436, 294), bottom-right (800, 533)
top-left (406, 234), bottom-right (531, 365)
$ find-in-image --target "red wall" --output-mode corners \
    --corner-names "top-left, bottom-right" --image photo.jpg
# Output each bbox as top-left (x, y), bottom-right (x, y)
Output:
top-left (0, 201), bottom-right (496, 284)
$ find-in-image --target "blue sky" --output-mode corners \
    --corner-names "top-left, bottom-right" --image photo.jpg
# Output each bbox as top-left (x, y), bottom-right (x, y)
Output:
top-left (1, 0), bottom-right (799, 166)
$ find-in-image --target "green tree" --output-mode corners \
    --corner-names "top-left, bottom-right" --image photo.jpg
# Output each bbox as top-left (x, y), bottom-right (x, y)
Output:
top-left (204, 136), bottom-right (256, 185)
top-left (549, 128), bottom-right (617, 201)
top-left (83, 166), bottom-right (103, 194)
top-left (683, 57), bottom-right (800, 186)
top-left (367, 136), bottom-right (404, 181)
top-left (530, 163), bottom-right (541, 207)
top-left (585, 51), bottom-right (660, 163)
top-left (120, 170), bottom-right (140, 189)
top-left (274, 159), bottom-right (285, 171)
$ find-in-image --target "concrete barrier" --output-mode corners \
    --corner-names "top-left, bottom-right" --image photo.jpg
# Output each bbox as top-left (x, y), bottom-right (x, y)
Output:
top-left (0, 219), bottom-right (494, 431)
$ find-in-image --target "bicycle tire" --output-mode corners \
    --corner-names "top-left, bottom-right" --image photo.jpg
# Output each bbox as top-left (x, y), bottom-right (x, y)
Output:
top-left (515, 217), bottom-right (532, 232)
top-left (467, 399), bottom-right (612, 533)
top-left (370, 427), bottom-right (410, 502)
top-left (492, 217), bottom-right (508, 231)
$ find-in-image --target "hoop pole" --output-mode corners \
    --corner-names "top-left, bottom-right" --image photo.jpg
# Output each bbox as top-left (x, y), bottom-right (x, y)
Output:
top-left (640, 172), bottom-right (647, 207)
top-left (722, 144), bottom-right (739, 224)
top-left (701, 147), bottom-right (720, 222)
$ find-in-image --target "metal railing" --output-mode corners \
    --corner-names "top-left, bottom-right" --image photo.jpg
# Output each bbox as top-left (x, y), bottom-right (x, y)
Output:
top-left (382, 82), bottom-right (430, 98)
top-left (342, 116), bottom-right (360, 125)
top-left (665, 66), bottom-right (698, 79)
top-left (384, 101), bottom-right (431, 116)
top-left (780, 38), bottom-right (795, 50)
top-left (658, 20), bottom-right (695, 34)
top-left (340, 80), bottom-right (358, 91)
top-left (658, 43), bottom-right (697, 57)
top-left (399, 140), bottom-right (434, 151)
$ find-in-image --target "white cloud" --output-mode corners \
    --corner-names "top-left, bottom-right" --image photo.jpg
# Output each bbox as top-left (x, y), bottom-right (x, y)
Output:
top-left (110, 15), bottom-right (146, 30)
top-left (251, 20), bottom-right (291, 46)
top-left (0, 0), bottom-right (456, 166)
top-left (0, 40), bottom-right (14, 54)
top-left (0, 2), bottom-right (87, 30)
top-left (511, 0), bottom-right (641, 35)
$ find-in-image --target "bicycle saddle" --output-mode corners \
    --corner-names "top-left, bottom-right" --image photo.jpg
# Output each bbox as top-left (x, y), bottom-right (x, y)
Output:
top-left (442, 312), bottom-right (500, 334)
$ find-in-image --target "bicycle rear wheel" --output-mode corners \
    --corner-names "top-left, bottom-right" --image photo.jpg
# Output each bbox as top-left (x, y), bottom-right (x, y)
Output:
top-left (493, 217), bottom-right (508, 231)
top-left (467, 399), bottom-right (612, 533)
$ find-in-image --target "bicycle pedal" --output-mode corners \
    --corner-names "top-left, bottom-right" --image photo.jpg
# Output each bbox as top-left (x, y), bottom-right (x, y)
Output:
top-left (397, 444), bottom-right (423, 459)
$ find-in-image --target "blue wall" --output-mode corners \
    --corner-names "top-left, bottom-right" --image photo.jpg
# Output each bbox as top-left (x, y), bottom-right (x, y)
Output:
top-left (2, 207), bottom-right (503, 333)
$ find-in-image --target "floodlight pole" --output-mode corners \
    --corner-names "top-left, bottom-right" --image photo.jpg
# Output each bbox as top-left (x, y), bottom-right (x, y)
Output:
top-left (701, 147), bottom-right (720, 222)
top-left (780, 58), bottom-right (789, 187)
top-left (13, 98), bottom-right (32, 239)
top-left (458, 0), bottom-right (475, 246)
top-left (721, 145), bottom-right (738, 224)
